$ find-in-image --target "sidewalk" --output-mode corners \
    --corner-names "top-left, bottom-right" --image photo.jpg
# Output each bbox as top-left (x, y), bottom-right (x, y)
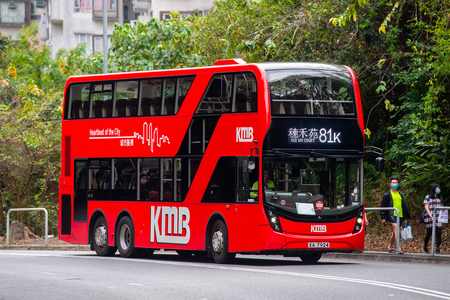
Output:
top-left (1, 242), bottom-right (448, 264)
top-left (0, 243), bottom-right (89, 251)
top-left (323, 251), bottom-right (450, 264)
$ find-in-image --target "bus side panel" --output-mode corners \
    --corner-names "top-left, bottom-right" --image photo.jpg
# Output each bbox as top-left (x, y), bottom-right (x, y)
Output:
top-left (71, 223), bottom-right (89, 244)
top-left (59, 191), bottom-right (72, 237)
top-left (87, 201), bottom-right (285, 252)
top-left (88, 201), bottom-right (208, 250)
top-left (225, 204), bottom-right (287, 252)
top-left (59, 189), bottom-right (89, 245)
top-left (59, 188), bottom-right (89, 245)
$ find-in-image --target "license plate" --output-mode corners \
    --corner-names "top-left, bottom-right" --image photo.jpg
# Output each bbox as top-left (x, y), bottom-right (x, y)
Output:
top-left (308, 242), bottom-right (330, 248)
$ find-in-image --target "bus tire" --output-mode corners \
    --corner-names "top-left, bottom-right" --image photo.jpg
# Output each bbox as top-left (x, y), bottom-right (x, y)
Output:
top-left (210, 220), bottom-right (235, 264)
top-left (93, 217), bottom-right (117, 256)
top-left (117, 216), bottom-right (140, 258)
top-left (300, 252), bottom-right (322, 264)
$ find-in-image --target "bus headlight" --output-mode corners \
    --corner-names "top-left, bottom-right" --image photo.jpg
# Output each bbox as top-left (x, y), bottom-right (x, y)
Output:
top-left (353, 208), bottom-right (364, 233)
top-left (265, 207), bottom-right (283, 233)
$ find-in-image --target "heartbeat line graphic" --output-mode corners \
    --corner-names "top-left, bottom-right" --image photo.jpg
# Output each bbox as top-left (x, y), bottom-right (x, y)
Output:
top-left (88, 122), bottom-right (170, 152)
top-left (134, 122), bottom-right (170, 152)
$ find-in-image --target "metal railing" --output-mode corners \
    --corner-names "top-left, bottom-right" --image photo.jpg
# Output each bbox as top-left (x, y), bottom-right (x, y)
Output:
top-left (365, 207), bottom-right (400, 254)
top-left (431, 206), bottom-right (450, 256)
top-left (6, 208), bottom-right (48, 246)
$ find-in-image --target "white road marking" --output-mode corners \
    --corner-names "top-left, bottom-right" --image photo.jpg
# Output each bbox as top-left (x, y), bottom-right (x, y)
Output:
top-left (128, 283), bottom-right (145, 287)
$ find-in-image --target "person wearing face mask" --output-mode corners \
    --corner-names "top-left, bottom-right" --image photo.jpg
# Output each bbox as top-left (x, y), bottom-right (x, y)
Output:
top-left (250, 170), bottom-right (275, 199)
top-left (423, 183), bottom-right (443, 254)
top-left (380, 177), bottom-right (411, 254)
top-left (350, 185), bottom-right (359, 203)
top-left (139, 173), bottom-right (149, 200)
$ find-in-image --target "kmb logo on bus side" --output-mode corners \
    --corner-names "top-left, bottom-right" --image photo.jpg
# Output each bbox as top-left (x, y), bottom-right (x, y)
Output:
top-left (150, 206), bottom-right (190, 244)
top-left (236, 127), bottom-right (254, 142)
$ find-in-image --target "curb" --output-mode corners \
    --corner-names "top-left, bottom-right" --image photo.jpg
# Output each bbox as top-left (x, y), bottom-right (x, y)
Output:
top-left (0, 245), bottom-right (90, 251)
top-left (323, 251), bottom-right (450, 264)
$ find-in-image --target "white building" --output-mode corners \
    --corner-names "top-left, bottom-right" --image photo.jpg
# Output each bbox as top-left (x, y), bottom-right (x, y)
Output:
top-left (0, 0), bottom-right (214, 57)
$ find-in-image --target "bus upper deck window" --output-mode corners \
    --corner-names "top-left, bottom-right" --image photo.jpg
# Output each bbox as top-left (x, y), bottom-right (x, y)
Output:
top-left (196, 72), bottom-right (257, 115)
top-left (140, 79), bottom-right (162, 116)
top-left (175, 76), bottom-right (195, 114)
top-left (162, 78), bottom-right (176, 116)
top-left (234, 72), bottom-right (257, 112)
top-left (115, 81), bottom-right (139, 117)
top-left (267, 69), bottom-right (356, 116)
top-left (66, 83), bottom-right (90, 119)
top-left (197, 74), bottom-right (233, 114)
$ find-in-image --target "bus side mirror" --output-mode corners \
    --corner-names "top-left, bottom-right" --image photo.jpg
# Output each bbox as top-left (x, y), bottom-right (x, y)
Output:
top-left (248, 157), bottom-right (256, 170)
top-left (375, 157), bottom-right (384, 172)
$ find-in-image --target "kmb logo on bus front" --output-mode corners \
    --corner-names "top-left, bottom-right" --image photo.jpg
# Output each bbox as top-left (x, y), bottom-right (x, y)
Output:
top-left (311, 225), bottom-right (327, 233)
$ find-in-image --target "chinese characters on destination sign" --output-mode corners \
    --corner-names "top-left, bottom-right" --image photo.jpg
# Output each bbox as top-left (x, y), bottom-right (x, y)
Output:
top-left (288, 128), bottom-right (341, 144)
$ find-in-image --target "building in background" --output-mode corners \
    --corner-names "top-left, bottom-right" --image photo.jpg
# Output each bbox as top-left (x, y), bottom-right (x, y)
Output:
top-left (0, 0), bottom-right (214, 58)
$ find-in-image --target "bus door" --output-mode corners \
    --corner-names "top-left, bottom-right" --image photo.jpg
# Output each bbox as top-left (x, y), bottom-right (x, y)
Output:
top-left (74, 160), bottom-right (88, 223)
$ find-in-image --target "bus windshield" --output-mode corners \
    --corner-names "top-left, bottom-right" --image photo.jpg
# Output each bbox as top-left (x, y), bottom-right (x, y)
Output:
top-left (267, 68), bottom-right (355, 116)
top-left (263, 157), bottom-right (362, 218)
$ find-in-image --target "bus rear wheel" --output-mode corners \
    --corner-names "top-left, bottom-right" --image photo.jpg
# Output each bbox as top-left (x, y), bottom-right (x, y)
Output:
top-left (117, 216), bottom-right (141, 258)
top-left (300, 252), bottom-right (322, 264)
top-left (93, 217), bottom-right (117, 256)
top-left (210, 220), bottom-right (235, 264)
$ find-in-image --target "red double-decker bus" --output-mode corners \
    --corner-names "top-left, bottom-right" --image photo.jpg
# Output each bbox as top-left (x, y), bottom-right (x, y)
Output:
top-left (59, 59), bottom-right (366, 263)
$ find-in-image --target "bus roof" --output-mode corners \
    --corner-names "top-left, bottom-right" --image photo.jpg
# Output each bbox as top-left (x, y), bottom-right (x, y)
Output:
top-left (257, 62), bottom-right (349, 72)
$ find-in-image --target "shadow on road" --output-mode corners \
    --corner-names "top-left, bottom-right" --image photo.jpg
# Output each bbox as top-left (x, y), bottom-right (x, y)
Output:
top-left (74, 251), bottom-right (356, 266)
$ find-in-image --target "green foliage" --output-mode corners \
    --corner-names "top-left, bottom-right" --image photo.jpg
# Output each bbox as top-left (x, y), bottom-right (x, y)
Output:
top-left (55, 43), bottom-right (89, 77)
top-left (1, 0), bottom-right (450, 239)
top-left (332, 0), bottom-right (450, 210)
top-left (0, 23), bottom-right (74, 236)
top-left (105, 13), bottom-right (206, 72)
top-left (3, 24), bottom-right (66, 90)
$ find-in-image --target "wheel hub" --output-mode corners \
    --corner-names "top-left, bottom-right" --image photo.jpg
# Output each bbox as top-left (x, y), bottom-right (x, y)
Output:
top-left (119, 224), bottom-right (131, 251)
top-left (95, 225), bottom-right (107, 247)
top-left (212, 229), bottom-right (224, 253)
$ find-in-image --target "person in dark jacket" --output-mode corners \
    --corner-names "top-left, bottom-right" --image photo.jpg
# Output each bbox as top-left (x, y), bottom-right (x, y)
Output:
top-left (380, 177), bottom-right (411, 253)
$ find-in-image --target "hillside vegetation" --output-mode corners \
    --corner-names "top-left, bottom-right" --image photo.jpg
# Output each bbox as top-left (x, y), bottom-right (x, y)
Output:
top-left (0, 0), bottom-right (449, 250)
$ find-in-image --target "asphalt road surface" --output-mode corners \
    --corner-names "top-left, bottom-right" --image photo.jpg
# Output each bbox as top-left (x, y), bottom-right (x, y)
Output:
top-left (0, 250), bottom-right (449, 300)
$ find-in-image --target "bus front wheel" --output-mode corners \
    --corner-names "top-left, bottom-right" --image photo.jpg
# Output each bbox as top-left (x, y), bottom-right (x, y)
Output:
top-left (117, 216), bottom-right (140, 258)
top-left (93, 217), bottom-right (117, 256)
top-left (210, 220), bottom-right (235, 264)
top-left (300, 252), bottom-right (322, 264)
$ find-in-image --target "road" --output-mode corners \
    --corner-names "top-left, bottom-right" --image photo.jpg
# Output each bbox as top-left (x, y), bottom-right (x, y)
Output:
top-left (0, 250), bottom-right (449, 300)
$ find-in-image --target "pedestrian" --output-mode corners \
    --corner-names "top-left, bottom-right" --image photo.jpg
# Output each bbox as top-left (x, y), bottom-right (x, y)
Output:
top-left (423, 183), bottom-right (442, 254)
top-left (380, 177), bottom-right (411, 254)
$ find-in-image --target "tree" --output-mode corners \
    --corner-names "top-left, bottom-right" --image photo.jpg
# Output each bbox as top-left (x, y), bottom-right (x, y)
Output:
top-left (0, 24), bottom-right (71, 236)
top-left (87, 13), bottom-right (206, 73)
top-left (330, 0), bottom-right (450, 206)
